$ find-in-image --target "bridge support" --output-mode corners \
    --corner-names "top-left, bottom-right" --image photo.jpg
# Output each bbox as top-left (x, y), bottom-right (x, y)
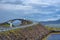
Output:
top-left (21, 20), bottom-right (32, 25)
top-left (8, 21), bottom-right (13, 28)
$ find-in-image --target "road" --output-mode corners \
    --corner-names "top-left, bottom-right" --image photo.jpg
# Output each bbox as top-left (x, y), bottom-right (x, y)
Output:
top-left (0, 22), bottom-right (38, 32)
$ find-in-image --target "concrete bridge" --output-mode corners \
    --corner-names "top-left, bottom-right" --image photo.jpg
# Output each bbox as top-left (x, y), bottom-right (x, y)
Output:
top-left (0, 19), bottom-right (38, 32)
top-left (0, 19), bottom-right (32, 28)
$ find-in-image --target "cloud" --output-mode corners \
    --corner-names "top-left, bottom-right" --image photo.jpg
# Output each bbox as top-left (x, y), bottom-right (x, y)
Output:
top-left (0, 0), bottom-right (24, 5)
top-left (0, 4), bottom-right (32, 10)
top-left (0, 0), bottom-right (60, 21)
top-left (0, 0), bottom-right (60, 5)
top-left (0, 0), bottom-right (60, 14)
top-left (22, 0), bottom-right (60, 5)
top-left (0, 3), bottom-right (58, 15)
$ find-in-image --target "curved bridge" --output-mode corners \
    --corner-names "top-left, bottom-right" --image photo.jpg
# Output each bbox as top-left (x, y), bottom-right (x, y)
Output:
top-left (0, 19), bottom-right (38, 32)
top-left (0, 19), bottom-right (32, 28)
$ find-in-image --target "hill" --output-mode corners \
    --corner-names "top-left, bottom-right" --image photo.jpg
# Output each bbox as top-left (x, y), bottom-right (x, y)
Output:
top-left (40, 19), bottom-right (60, 27)
top-left (0, 23), bottom-right (50, 40)
top-left (41, 19), bottom-right (60, 25)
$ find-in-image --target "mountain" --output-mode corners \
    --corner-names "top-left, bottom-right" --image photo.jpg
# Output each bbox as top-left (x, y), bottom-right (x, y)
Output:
top-left (40, 19), bottom-right (60, 27)
top-left (40, 19), bottom-right (60, 25)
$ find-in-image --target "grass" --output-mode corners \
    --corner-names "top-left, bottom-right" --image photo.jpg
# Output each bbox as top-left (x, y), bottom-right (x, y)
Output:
top-left (0, 23), bottom-right (10, 27)
top-left (0, 25), bottom-right (34, 40)
top-left (42, 26), bottom-right (60, 40)
top-left (2, 24), bottom-right (10, 26)
top-left (45, 26), bottom-right (60, 31)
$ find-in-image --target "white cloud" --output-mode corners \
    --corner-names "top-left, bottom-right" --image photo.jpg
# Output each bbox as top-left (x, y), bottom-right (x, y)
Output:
top-left (0, 0), bottom-right (16, 3)
top-left (22, 0), bottom-right (60, 5)
top-left (0, 0), bottom-right (23, 3)
top-left (0, 0), bottom-right (59, 12)
top-left (0, 0), bottom-right (60, 21)
top-left (0, 0), bottom-right (60, 5)
top-left (37, 18), bottom-right (60, 21)
top-left (0, 4), bottom-right (32, 10)
top-left (0, 3), bottom-right (58, 15)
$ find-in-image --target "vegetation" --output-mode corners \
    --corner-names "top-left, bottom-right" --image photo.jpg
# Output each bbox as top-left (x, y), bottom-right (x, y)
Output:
top-left (45, 26), bottom-right (60, 31)
top-left (42, 32), bottom-right (60, 40)
top-left (0, 23), bottom-right (10, 27)
top-left (0, 23), bottom-right (49, 40)
top-left (0, 20), bottom-right (32, 27)
top-left (42, 26), bottom-right (60, 40)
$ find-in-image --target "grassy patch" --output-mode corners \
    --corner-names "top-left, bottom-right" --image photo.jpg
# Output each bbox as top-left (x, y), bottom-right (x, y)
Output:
top-left (0, 23), bottom-right (10, 27)
top-left (45, 26), bottom-right (60, 31)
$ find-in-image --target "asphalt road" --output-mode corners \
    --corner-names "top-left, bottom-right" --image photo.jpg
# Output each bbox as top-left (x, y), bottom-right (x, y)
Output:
top-left (0, 22), bottom-right (38, 32)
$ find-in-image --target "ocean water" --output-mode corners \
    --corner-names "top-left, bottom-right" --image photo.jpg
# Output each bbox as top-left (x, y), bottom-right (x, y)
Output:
top-left (47, 34), bottom-right (60, 40)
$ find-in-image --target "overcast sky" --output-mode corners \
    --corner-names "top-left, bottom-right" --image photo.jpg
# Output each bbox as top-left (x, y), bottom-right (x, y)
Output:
top-left (0, 0), bottom-right (60, 22)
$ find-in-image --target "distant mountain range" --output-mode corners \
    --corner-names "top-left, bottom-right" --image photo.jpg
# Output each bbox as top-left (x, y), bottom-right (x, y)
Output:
top-left (40, 19), bottom-right (60, 25)
top-left (40, 19), bottom-right (60, 27)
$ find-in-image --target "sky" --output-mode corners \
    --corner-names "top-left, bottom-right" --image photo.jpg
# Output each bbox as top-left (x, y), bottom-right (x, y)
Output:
top-left (0, 0), bottom-right (60, 23)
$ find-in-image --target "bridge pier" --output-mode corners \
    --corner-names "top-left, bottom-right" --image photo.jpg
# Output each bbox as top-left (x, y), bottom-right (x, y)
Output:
top-left (21, 20), bottom-right (32, 25)
top-left (8, 21), bottom-right (13, 28)
top-left (21, 21), bottom-right (27, 25)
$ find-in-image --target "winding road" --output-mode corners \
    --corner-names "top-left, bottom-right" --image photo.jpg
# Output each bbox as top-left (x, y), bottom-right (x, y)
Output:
top-left (0, 22), bottom-right (38, 32)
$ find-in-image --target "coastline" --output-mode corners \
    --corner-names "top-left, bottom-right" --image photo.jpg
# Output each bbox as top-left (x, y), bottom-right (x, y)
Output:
top-left (42, 32), bottom-right (60, 40)
top-left (42, 26), bottom-right (60, 40)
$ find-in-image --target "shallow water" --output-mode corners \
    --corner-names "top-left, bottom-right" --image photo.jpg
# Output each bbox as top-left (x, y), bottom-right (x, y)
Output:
top-left (47, 34), bottom-right (60, 40)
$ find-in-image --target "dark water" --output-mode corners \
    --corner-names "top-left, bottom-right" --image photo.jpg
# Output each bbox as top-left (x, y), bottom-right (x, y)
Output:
top-left (47, 34), bottom-right (60, 40)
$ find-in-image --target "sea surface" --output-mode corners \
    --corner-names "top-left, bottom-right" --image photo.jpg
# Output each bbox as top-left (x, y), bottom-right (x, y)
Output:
top-left (47, 34), bottom-right (60, 40)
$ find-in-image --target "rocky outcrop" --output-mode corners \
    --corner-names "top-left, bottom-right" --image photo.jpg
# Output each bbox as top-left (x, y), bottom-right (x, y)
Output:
top-left (0, 23), bottom-right (50, 40)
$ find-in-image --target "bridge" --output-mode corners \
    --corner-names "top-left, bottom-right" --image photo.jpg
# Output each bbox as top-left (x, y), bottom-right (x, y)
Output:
top-left (0, 19), bottom-right (38, 32)
top-left (0, 19), bottom-right (60, 40)
top-left (0, 19), bottom-right (60, 33)
top-left (0, 19), bottom-right (33, 28)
